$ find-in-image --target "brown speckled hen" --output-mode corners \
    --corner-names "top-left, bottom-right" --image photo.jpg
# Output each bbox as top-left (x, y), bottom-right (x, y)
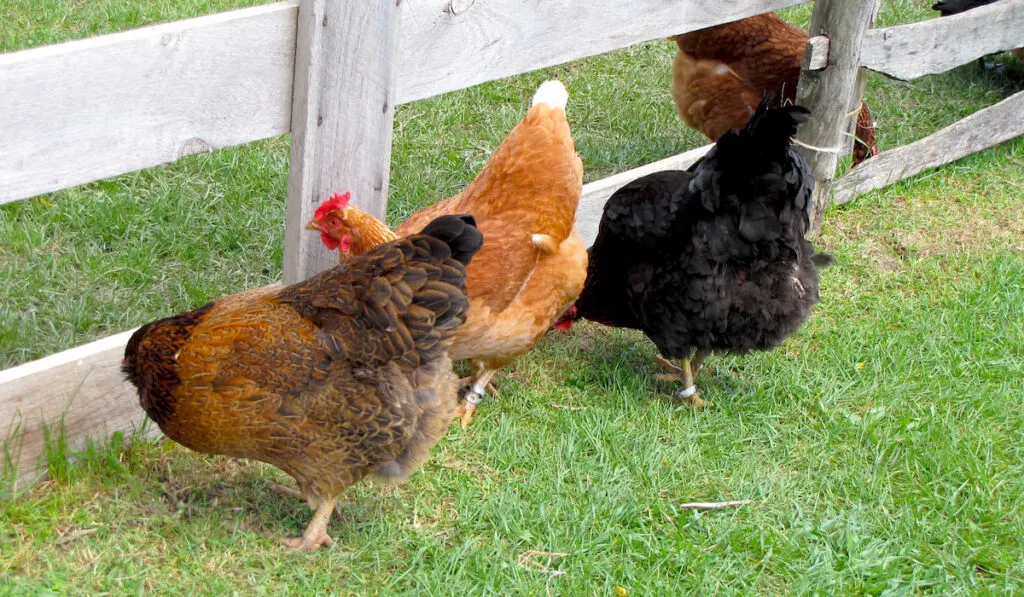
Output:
top-left (122, 215), bottom-right (482, 551)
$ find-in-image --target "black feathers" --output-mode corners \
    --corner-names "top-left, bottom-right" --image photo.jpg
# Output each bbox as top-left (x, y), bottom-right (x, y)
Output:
top-left (419, 214), bottom-right (484, 266)
top-left (576, 102), bottom-right (830, 361)
top-left (932, 0), bottom-right (998, 16)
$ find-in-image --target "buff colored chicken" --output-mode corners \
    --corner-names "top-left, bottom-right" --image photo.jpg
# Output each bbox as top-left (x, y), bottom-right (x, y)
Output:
top-left (306, 80), bottom-right (588, 427)
top-left (671, 12), bottom-right (879, 166)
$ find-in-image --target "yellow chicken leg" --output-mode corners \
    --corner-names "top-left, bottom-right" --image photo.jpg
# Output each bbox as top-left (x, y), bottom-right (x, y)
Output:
top-left (655, 354), bottom-right (713, 409)
top-left (455, 366), bottom-right (498, 428)
top-left (282, 498), bottom-right (337, 552)
top-left (690, 351), bottom-right (708, 378)
top-left (674, 356), bottom-right (712, 410)
top-left (654, 355), bottom-right (686, 381)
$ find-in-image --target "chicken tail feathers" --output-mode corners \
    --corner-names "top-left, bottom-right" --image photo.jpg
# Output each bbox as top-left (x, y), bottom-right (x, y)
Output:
top-left (419, 214), bottom-right (484, 267)
top-left (738, 97), bottom-right (809, 152)
top-left (700, 99), bottom-right (809, 189)
top-left (532, 79), bottom-right (569, 110)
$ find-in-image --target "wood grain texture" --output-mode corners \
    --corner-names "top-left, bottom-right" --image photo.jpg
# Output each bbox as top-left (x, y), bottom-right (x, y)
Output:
top-left (832, 89), bottom-right (1024, 205)
top-left (794, 0), bottom-right (881, 233)
top-left (861, 0), bottom-right (1024, 80)
top-left (282, 0), bottom-right (400, 284)
top-left (395, 0), bottom-right (807, 103)
top-left (0, 0), bottom-right (809, 204)
top-left (0, 329), bottom-right (159, 486)
top-left (575, 145), bottom-right (713, 245)
top-left (0, 2), bottom-right (297, 204)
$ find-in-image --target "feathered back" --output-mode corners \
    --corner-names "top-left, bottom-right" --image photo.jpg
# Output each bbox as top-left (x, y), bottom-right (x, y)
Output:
top-left (277, 215), bottom-right (483, 369)
top-left (686, 100), bottom-right (813, 264)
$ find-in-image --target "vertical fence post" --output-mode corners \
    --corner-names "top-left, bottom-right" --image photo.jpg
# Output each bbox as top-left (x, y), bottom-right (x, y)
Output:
top-left (282, 0), bottom-right (400, 284)
top-left (795, 0), bottom-right (880, 234)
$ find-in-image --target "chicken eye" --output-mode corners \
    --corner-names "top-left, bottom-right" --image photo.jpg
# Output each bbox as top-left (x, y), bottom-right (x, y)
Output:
top-left (327, 214), bottom-right (345, 232)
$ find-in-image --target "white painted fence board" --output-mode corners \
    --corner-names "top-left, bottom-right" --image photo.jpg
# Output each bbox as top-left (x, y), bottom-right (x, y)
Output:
top-left (575, 145), bottom-right (712, 245)
top-left (832, 89), bottom-right (1024, 205)
top-left (1, 0), bottom-right (810, 204)
top-left (0, 2), bottom-right (298, 204)
top-left (0, 330), bottom-right (157, 486)
top-left (395, 0), bottom-right (808, 104)
top-left (282, 0), bottom-right (400, 284)
top-left (860, 0), bottom-right (1024, 81)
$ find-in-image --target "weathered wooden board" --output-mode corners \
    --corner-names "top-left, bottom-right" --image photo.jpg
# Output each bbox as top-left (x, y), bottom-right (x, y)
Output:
top-left (794, 0), bottom-right (881, 233)
top-left (832, 89), bottom-right (1024, 205)
top-left (282, 0), bottom-right (400, 284)
top-left (0, 2), bottom-right (298, 204)
top-left (575, 145), bottom-right (713, 245)
top-left (0, 329), bottom-right (156, 486)
top-left (396, 0), bottom-right (808, 104)
top-left (860, 0), bottom-right (1024, 81)
top-left (1, 0), bottom-right (809, 204)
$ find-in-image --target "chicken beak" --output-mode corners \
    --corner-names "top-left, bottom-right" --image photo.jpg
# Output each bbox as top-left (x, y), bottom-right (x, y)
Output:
top-left (305, 219), bottom-right (321, 231)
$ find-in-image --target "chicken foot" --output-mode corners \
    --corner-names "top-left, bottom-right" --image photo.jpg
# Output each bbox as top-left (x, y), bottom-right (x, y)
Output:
top-left (654, 353), bottom-right (712, 409)
top-left (455, 365), bottom-right (498, 428)
top-left (282, 498), bottom-right (337, 552)
top-left (654, 355), bottom-right (685, 381)
top-left (457, 377), bottom-right (500, 398)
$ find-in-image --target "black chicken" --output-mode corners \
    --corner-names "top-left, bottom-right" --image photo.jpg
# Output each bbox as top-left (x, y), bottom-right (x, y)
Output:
top-left (563, 101), bottom-right (832, 407)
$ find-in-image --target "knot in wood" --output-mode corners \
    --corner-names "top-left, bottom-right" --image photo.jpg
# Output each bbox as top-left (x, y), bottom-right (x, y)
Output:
top-left (804, 36), bottom-right (830, 71)
top-left (449, 0), bottom-right (475, 15)
top-left (178, 137), bottom-right (212, 157)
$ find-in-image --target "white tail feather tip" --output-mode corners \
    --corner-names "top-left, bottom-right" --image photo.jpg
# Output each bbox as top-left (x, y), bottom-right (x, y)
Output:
top-left (532, 80), bottom-right (568, 110)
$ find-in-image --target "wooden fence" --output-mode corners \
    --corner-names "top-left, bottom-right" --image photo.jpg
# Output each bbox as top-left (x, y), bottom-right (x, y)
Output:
top-left (793, 0), bottom-right (1024, 230)
top-left (2, 0), bottom-right (1022, 486)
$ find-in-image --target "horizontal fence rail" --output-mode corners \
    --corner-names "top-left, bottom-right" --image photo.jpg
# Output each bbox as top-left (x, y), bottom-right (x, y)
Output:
top-left (0, 0), bottom-right (806, 204)
top-left (832, 89), bottom-right (1024, 205)
top-left (860, 0), bottom-right (1024, 80)
top-left (0, 2), bottom-right (298, 204)
top-left (0, 330), bottom-right (151, 486)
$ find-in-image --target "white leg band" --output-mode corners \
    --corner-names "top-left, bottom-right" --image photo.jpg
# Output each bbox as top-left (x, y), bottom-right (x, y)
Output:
top-left (465, 383), bottom-right (486, 405)
top-left (675, 385), bottom-right (697, 399)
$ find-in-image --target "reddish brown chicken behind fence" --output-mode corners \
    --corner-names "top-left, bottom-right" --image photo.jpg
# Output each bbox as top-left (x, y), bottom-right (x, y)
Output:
top-left (671, 12), bottom-right (878, 165)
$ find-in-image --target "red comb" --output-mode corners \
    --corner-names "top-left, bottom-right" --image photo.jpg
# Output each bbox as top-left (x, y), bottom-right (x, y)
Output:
top-left (313, 191), bottom-right (351, 220)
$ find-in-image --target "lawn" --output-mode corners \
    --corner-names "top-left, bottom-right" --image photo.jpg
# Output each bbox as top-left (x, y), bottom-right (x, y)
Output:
top-left (2, 0), bottom-right (1024, 594)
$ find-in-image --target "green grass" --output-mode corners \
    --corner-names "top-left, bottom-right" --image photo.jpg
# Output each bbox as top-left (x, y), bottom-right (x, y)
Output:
top-left (2, 0), bottom-right (1024, 594)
